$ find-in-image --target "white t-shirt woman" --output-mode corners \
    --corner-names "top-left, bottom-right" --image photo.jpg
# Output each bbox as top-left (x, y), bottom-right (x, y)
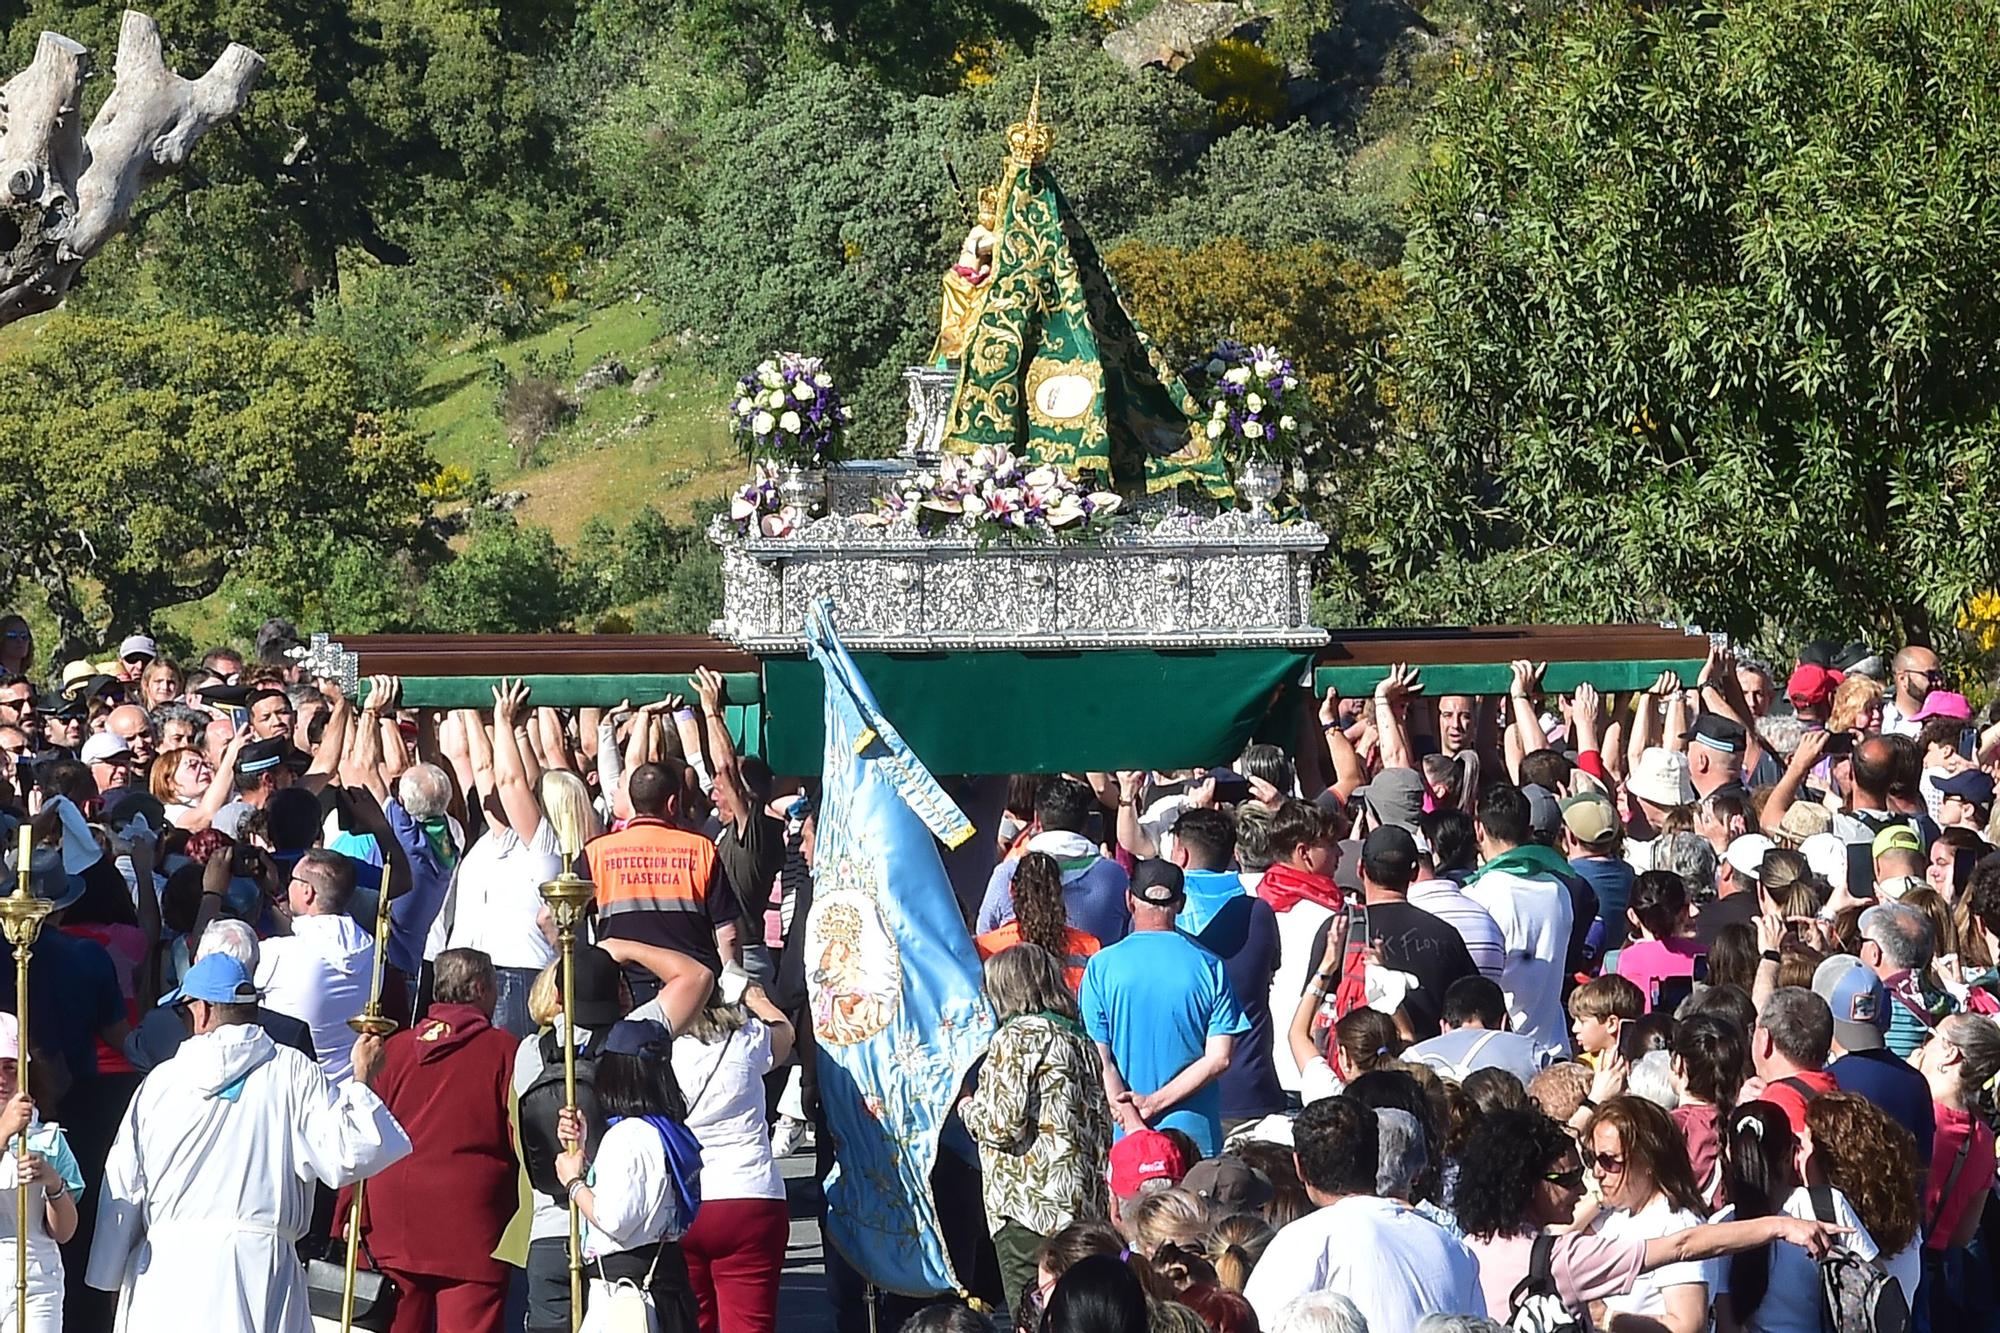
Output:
top-left (1710, 1186), bottom-right (1878, 1333)
top-left (584, 1120), bottom-right (691, 1258)
top-left (668, 1014), bottom-right (783, 1201)
top-left (1590, 1194), bottom-right (1708, 1322)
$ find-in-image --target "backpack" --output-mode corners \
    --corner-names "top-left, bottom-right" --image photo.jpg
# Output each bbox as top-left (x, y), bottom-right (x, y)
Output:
top-left (1413, 1029), bottom-right (1505, 1084)
top-left (1506, 1233), bottom-right (1584, 1333)
top-left (517, 1026), bottom-right (610, 1206)
top-left (1807, 1185), bottom-right (1909, 1333)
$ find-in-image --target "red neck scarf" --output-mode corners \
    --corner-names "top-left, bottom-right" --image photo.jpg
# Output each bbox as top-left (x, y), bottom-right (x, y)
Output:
top-left (1258, 862), bottom-right (1345, 914)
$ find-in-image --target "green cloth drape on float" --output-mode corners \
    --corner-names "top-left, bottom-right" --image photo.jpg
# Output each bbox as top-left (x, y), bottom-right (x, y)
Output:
top-left (359, 674), bottom-right (766, 756)
top-left (760, 648), bottom-right (1316, 776)
top-left (1312, 658), bottom-right (1707, 699)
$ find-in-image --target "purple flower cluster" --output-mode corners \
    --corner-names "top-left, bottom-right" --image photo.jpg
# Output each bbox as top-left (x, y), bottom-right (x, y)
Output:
top-left (729, 353), bottom-right (854, 469)
top-left (729, 461), bottom-right (800, 535)
top-left (1188, 341), bottom-right (1310, 464)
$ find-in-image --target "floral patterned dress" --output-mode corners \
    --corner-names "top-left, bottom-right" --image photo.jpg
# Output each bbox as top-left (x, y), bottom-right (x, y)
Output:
top-left (959, 1011), bottom-right (1113, 1237)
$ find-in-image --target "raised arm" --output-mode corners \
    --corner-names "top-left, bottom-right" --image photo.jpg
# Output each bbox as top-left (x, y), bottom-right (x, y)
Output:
top-left (1570, 683), bottom-right (1606, 779)
top-left (1319, 688), bottom-right (1368, 802)
top-left (1698, 644), bottom-right (1766, 775)
top-left (1663, 681), bottom-right (1691, 754)
top-left (435, 710), bottom-right (480, 837)
top-left (743, 982), bottom-right (795, 1065)
top-left (1627, 672), bottom-right (1675, 773)
top-left (377, 706), bottom-right (410, 785)
top-left (693, 668), bottom-right (748, 828)
top-left (536, 707), bottom-right (576, 774)
top-left (191, 846), bottom-right (232, 949)
top-left (457, 706), bottom-right (496, 804)
top-left (1507, 659), bottom-right (1553, 757)
top-left (1758, 729), bottom-right (1829, 836)
top-left (670, 696), bottom-right (707, 788)
top-left (1373, 665), bottom-right (1421, 772)
top-left (1290, 915), bottom-right (1347, 1080)
top-left (488, 680), bottom-right (546, 838)
top-left (1113, 771), bottom-right (1158, 859)
top-left (343, 778), bottom-right (412, 903)
top-left (302, 685), bottom-right (352, 795)
top-left (182, 731), bottom-right (247, 832)
top-left (624, 701), bottom-right (657, 777)
top-left (597, 702), bottom-right (632, 821)
top-left (341, 680), bottom-right (390, 807)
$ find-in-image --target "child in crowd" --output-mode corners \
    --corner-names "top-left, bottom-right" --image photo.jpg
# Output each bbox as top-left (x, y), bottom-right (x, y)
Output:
top-left (1568, 975), bottom-right (1644, 1070)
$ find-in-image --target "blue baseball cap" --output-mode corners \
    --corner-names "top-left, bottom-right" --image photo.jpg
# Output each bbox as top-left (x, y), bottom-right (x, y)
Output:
top-left (158, 952), bottom-right (260, 1008)
top-left (1811, 954), bottom-right (1886, 1052)
top-left (1938, 769), bottom-right (1995, 808)
top-left (602, 1018), bottom-right (672, 1057)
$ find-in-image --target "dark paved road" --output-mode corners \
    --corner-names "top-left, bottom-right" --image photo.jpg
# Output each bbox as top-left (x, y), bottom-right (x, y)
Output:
top-left (780, 1148), bottom-right (835, 1333)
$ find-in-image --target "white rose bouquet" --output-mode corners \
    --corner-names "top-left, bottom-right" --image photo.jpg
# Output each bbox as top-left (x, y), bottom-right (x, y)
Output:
top-left (1187, 341), bottom-right (1312, 465)
top-left (729, 352), bottom-right (854, 468)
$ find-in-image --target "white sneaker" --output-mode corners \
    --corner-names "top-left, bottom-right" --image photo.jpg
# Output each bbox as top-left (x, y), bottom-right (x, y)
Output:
top-left (771, 1115), bottom-right (810, 1157)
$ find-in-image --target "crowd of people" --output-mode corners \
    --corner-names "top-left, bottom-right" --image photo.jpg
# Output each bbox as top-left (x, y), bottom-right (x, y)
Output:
top-left (0, 613), bottom-right (1996, 1333)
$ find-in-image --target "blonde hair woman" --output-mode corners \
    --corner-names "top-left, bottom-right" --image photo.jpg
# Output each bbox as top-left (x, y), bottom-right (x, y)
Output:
top-left (1124, 1188), bottom-right (1209, 1259)
top-left (1827, 676), bottom-right (1884, 737)
top-left (1202, 1213), bottom-right (1274, 1292)
top-left (526, 961), bottom-right (561, 1029)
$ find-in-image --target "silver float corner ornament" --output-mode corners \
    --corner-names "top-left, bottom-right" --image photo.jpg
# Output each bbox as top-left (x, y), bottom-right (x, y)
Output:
top-left (289, 633), bottom-right (360, 698)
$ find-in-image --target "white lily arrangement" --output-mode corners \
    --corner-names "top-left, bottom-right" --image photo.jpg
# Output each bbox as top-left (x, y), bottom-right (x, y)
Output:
top-left (860, 446), bottom-right (1123, 538)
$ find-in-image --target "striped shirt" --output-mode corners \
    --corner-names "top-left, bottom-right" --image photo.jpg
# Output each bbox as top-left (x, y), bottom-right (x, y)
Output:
top-left (1408, 878), bottom-right (1507, 981)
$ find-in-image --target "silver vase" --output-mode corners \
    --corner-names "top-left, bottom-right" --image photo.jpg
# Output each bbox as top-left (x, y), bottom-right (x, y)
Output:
top-left (1236, 459), bottom-right (1283, 522)
top-left (778, 463), bottom-right (826, 517)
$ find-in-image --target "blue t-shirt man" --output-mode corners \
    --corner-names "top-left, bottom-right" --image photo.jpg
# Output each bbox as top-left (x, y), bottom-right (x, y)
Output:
top-left (1080, 861), bottom-right (1248, 1156)
top-left (1179, 868), bottom-right (1285, 1123)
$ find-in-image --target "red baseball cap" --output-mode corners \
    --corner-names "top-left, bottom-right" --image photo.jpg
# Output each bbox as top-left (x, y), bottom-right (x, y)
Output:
top-left (1786, 662), bottom-right (1843, 709)
top-left (1108, 1130), bottom-right (1189, 1199)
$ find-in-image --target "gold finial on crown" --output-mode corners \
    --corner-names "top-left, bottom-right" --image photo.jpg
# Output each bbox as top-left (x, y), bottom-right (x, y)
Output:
top-left (1006, 77), bottom-right (1053, 167)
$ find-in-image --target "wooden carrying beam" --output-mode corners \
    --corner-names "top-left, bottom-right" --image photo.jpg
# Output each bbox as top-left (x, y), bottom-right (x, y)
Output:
top-left (1313, 623), bottom-right (1711, 697)
top-left (346, 625), bottom-right (1706, 687)
top-left (343, 634), bottom-right (759, 678)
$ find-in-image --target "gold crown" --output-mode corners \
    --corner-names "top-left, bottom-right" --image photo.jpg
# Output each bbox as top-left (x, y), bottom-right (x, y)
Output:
top-left (976, 184), bottom-right (1001, 226)
top-left (821, 901), bottom-right (863, 946)
top-left (1006, 79), bottom-right (1054, 167)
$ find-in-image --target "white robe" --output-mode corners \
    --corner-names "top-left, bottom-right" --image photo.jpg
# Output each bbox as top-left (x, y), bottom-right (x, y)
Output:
top-left (85, 1022), bottom-right (412, 1333)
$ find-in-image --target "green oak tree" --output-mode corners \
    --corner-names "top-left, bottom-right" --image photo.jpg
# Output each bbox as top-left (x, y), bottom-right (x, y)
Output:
top-left (0, 315), bottom-right (438, 654)
top-left (1375, 0), bottom-right (2000, 644)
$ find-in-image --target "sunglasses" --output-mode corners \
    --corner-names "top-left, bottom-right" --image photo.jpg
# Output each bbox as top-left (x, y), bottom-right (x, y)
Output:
top-left (1589, 1152), bottom-right (1626, 1175)
top-left (1544, 1167), bottom-right (1586, 1188)
top-left (2, 631), bottom-right (29, 641)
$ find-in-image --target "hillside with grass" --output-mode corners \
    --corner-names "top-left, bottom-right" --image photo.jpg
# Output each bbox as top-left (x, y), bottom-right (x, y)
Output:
top-left (415, 298), bottom-right (740, 544)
